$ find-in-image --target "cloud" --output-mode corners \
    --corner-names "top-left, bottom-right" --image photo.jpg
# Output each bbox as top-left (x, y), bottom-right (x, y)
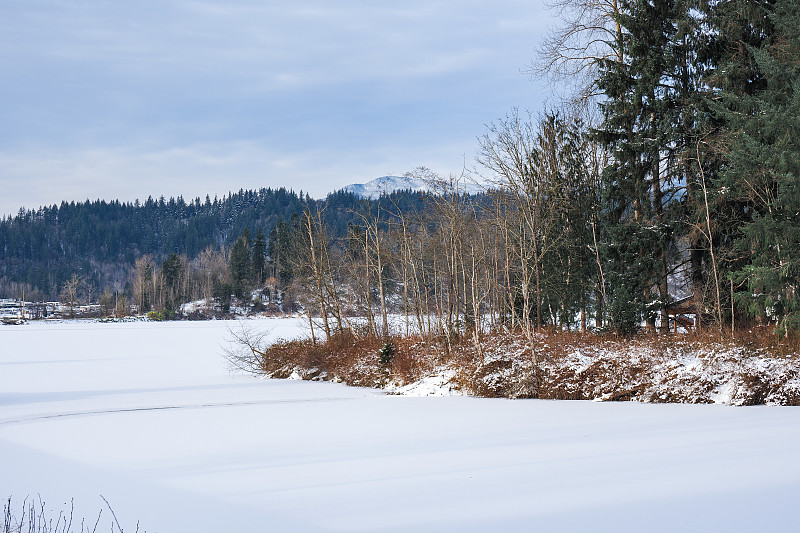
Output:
top-left (0, 0), bottom-right (554, 216)
top-left (0, 135), bottom-right (481, 216)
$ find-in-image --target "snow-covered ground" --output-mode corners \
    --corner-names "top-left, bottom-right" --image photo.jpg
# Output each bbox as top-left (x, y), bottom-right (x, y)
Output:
top-left (2, 319), bottom-right (800, 532)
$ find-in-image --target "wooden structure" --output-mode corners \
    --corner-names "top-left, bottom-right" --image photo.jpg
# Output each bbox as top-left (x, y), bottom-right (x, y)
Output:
top-left (666, 296), bottom-right (696, 333)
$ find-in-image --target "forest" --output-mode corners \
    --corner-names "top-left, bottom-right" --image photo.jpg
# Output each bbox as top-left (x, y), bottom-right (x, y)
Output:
top-left (0, 186), bottom-right (428, 304)
top-left (2, 0), bottom-right (800, 339)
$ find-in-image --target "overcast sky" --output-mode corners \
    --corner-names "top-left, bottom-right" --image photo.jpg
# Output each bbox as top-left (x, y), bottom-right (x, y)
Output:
top-left (0, 1), bottom-right (554, 217)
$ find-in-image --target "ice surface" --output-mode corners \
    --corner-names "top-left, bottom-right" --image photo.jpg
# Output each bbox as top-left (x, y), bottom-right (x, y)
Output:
top-left (2, 319), bottom-right (800, 532)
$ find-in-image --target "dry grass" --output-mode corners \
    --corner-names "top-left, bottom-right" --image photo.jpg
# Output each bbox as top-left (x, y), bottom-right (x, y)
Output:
top-left (3, 496), bottom-right (140, 533)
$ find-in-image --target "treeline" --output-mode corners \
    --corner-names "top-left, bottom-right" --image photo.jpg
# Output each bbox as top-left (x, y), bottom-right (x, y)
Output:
top-left (0, 187), bottom-right (305, 299)
top-left (535, 0), bottom-right (800, 336)
top-left (0, 187), bottom-right (428, 302)
top-left (273, 146), bottom-right (599, 351)
top-left (277, 0), bottom-right (800, 339)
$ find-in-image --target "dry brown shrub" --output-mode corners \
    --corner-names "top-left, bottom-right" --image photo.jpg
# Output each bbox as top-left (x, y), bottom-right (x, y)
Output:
top-left (255, 332), bottom-right (449, 388)
top-left (674, 325), bottom-right (800, 358)
top-left (389, 336), bottom-right (439, 384)
top-left (258, 338), bottom-right (315, 377)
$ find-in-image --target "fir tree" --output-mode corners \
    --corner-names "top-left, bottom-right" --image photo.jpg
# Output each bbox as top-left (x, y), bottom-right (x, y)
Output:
top-left (715, 0), bottom-right (800, 334)
top-left (229, 229), bottom-right (252, 299)
top-left (595, 0), bottom-right (706, 333)
top-left (251, 227), bottom-right (267, 285)
top-left (596, 0), bottom-right (674, 332)
top-left (161, 253), bottom-right (183, 313)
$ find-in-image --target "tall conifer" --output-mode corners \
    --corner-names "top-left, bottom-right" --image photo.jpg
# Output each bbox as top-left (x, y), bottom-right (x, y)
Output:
top-left (229, 229), bottom-right (252, 299)
top-left (251, 227), bottom-right (267, 285)
top-left (714, 0), bottom-right (800, 334)
top-left (595, 0), bottom-right (691, 332)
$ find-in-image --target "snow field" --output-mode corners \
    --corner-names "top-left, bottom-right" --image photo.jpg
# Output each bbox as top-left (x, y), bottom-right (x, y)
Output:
top-left (2, 319), bottom-right (800, 532)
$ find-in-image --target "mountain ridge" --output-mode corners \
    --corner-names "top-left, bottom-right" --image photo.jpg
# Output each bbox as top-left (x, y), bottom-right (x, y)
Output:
top-left (342, 175), bottom-right (485, 199)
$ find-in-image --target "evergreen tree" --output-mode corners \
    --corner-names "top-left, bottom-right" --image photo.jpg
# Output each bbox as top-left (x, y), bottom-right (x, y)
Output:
top-left (596, 0), bottom-right (666, 332)
top-left (269, 216), bottom-right (299, 288)
top-left (161, 253), bottom-right (184, 313)
top-left (595, 0), bottom-right (703, 333)
top-left (554, 115), bottom-right (603, 331)
top-left (714, 0), bottom-right (800, 334)
top-left (693, 0), bottom-right (776, 331)
top-left (251, 227), bottom-right (267, 285)
top-left (229, 229), bottom-right (252, 299)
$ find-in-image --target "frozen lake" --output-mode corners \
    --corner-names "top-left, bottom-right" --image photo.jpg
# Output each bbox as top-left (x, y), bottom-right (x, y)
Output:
top-left (2, 319), bottom-right (799, 532)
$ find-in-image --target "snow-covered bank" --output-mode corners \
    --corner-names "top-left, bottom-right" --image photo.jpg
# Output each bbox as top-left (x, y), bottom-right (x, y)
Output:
top-left (2, 319), bottom-right (800, 531)
top-left (247, 327), bottom-right (800, 405)
top-left (467, 332), bottom-right (800, 405)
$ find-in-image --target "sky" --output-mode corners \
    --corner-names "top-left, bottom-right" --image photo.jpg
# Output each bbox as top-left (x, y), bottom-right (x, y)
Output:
top-left (0, 1), bottom-right (554, 217)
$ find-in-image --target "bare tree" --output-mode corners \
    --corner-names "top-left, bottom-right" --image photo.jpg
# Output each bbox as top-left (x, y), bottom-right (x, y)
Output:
top-left (60, 274), bottom-right (82, 318)
top-left (532, 0), bottom-right (625, 108)
top-left (353, 204), bottom-right (393, 337)
top-left (223, 323), bottom-right (271, 373)
top-left (478, 110), bottom-right (600, 386)
top-left (345, 222), bottom-right (378, 336)
top-left (303, 209), bottom-right (331, 338)
top-left (132, 255), bottom-right (155, 313)
top-left (195, 246), bottom-right (229, 304)
top-left (115, 292), bottom-right (129, 317)
top-left (99, 288), bottom-right (115, 317)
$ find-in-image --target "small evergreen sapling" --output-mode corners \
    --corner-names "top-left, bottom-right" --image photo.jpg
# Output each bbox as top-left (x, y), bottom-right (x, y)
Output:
top-left (379, 341), bottom-right (395, 369)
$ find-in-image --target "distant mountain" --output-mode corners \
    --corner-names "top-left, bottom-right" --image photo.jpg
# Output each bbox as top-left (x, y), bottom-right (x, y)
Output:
top-left (343, 175), bottom-right (485, 199)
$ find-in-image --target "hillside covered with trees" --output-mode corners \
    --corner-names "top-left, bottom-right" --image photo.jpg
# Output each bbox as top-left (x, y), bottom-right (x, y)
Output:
top-left (0, 184), bottom-right (432, 309)
top-left (3, 0), bottom-right (800, 341)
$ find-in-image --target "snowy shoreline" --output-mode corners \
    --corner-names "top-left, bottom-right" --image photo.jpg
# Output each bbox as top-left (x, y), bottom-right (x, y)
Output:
top-left (7, 316), bottom-right (800, 405)
top-left (239, 324), bottom-right (800, 406)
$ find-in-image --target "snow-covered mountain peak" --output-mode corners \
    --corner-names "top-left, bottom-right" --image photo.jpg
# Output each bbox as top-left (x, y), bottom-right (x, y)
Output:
top-left (342, 175), bottom-right (484, 199)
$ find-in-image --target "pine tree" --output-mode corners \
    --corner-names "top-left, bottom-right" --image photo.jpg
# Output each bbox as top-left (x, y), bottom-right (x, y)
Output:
top-left (556, 115), bottom-right (604, 331)
top-left (715, 0), bottom-right (800, 335)
top-left (595, 0), bottom-right (706, 333)
top-left (596, 0), bottom-right (671, 332)
top-left (160, 253), bottom-right (183, 313)
top-left (251, 227), bottom-right (267, 286)
top-left (229, 229), bottom-right (252, 299)
top-left (269, 217), bottom-right (297, 289)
